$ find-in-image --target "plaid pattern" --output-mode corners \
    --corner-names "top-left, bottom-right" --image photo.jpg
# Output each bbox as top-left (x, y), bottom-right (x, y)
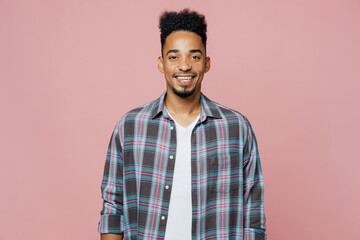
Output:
top-left (99, 92), bottom-right (266, 240)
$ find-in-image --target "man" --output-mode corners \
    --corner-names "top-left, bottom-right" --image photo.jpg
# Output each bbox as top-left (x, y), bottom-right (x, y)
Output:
top-left (99, 9), bottom-right (266, 240)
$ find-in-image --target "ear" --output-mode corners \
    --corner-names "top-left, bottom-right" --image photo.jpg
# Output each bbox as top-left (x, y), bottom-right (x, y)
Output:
top-left (205, 56), bottom-right (211, 73)
top-left (158, 56), bottom-right (164, 73)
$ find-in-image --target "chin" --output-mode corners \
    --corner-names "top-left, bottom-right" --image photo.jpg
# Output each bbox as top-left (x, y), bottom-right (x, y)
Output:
top-left (171, 86), bottom-right (197, 98)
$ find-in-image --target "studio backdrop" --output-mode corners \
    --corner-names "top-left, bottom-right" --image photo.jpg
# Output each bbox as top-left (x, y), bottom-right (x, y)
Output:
top-left (1, 0), bottom-right (359, 239)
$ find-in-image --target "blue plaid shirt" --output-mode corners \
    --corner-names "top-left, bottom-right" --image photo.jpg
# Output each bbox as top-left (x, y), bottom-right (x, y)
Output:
top-left (99, 92), bottom-right (266, 239)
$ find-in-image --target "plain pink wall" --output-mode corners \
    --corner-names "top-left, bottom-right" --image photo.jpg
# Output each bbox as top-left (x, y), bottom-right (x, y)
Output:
top-left (1, 0), bottom-right (359, 239)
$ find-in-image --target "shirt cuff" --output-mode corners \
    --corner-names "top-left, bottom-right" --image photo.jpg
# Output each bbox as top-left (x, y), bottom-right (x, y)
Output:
top-left (244, 227), bottom-right (267, 240)
top-left (98, 214), bottom-right (124, 234)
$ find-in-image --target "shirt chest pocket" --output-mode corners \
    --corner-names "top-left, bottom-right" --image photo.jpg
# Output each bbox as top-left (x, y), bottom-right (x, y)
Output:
top-left (206, 154), bottom-right (241, 194)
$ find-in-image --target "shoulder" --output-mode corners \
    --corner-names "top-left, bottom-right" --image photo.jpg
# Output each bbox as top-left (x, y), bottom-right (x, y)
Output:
top-left (208, 99), bottom-right (259, 146)
top-left (114, 97), bottom-right (160, 131)
top-left (204, 96), bottom-right (251, 128)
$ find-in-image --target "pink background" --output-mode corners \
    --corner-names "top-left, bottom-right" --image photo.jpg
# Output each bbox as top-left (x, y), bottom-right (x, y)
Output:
top-left (1, 0), bottom-right (360, 239)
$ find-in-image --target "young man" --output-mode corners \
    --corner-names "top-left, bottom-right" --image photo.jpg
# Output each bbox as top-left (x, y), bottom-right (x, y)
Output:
top-left (99, 9), bottom-right (266, 240)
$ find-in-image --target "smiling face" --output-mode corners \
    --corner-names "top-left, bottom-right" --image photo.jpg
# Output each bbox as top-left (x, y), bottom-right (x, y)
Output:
top-left (158, 31), bottom-right (210, 98)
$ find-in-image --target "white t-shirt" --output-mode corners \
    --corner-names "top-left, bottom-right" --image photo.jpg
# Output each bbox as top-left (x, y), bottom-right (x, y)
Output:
top-left (164, 112), bottom-right (200, 240)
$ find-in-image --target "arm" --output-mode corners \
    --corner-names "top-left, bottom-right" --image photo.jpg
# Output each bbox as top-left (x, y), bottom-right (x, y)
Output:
top-left (98, 126), bottom-right (125, 236)
top-left (242, 120), bottom-right (266, 239)
top-left (100, 233), bottom-right (123, 240)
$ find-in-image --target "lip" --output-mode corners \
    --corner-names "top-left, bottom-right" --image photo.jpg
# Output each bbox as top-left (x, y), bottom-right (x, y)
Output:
top-left (175, 74), bottom-right (195, 78)
top-left (174, 75), bottom-right (195, 85)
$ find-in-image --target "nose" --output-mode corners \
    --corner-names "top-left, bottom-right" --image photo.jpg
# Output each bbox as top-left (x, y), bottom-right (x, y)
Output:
top-left (178, 58), bottom-right (191, 71)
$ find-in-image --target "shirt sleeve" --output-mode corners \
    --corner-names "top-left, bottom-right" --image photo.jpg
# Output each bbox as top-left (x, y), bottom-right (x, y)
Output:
top-left (242, 119), bottom-right (267, 240)
top-left (98, 125), bottom-right (125, 234)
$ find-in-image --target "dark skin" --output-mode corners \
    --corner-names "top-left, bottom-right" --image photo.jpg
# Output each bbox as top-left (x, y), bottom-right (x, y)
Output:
top-left (101, 30), bottom-right (210, 240)
top-left (101, 233), bottom-right (123, 240)
top-left (158, 31), bottom-right (210, 126)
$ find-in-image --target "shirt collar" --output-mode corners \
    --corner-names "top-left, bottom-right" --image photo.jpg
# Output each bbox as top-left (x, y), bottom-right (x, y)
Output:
top-left (150, 91), bottom-right (222, 121)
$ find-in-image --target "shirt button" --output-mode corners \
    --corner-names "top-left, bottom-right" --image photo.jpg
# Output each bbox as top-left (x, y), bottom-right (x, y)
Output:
top-left (165, 185), bottom-right (170, 189)
top-left (170, 126), bottom-right (174, 130)
top-left (169, 155), bottom-right (174, 159)
top-left (161, 216), bottom-right (166, 220)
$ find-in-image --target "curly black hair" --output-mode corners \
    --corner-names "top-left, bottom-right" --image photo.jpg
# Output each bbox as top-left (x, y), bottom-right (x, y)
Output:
top-left (159, 9), bottom-right (207, 54)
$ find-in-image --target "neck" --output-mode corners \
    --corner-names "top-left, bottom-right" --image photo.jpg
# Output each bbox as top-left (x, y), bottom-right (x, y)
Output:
top-left (164, 89), bottom-right (201, 116)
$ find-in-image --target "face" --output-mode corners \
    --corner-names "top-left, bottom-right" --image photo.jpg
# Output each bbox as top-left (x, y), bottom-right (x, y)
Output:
top-left (158, 31), bottom-right (210, 98)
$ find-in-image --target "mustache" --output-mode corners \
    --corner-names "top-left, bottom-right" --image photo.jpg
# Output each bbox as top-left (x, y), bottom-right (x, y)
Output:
top-left (172, 72), bottom-right (197, 77)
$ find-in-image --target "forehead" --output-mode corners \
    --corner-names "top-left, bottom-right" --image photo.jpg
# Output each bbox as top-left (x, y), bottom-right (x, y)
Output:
top-left (163, 31), bottom-right (205, 51)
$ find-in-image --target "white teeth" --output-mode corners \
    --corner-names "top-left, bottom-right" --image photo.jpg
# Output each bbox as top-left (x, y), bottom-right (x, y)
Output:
top-left (176, 76), bottom-right (192, 80)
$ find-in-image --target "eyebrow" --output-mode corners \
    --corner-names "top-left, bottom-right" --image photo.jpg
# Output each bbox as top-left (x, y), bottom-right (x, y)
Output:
top-left (166, 49), bottom-right (203, 56)
top-left (166, 49), bottom-right (179, 56)
top-left (190, 49), bottom-right (203, 55)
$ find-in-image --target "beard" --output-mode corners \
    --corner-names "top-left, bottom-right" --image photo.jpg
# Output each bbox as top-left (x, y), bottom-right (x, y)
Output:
top-left (171, 86), bottom-right (196, 98)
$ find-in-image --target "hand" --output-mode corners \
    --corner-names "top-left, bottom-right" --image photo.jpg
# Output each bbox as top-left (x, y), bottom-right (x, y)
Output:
top-left (100, 233), bottom-right (124, 240)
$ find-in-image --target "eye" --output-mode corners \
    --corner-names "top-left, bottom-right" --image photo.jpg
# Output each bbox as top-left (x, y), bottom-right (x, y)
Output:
top-left (191, 55), bottom-right (201, 60)
top-left (168, 55), bottom-right (177, 60)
